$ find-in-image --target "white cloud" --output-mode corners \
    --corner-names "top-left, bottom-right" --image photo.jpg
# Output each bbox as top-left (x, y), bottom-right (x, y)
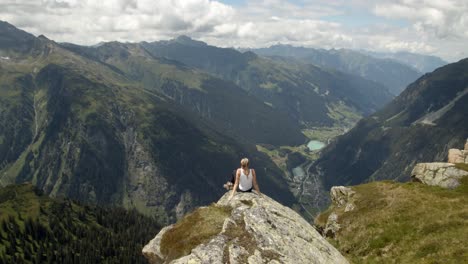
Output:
top-left (373, 0), bottom-right (468, 39)
top-left (0, 0), bottom-right (466, 61)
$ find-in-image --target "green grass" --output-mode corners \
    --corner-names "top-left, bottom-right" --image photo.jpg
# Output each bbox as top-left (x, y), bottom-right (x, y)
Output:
top-left (455, 163), bottom-right (468, 172)
top-left (160, 204), bottom-right (232, 262)
top-left (301, 126), bottom-right (347, 142)
top-left (316, 179), bottom-right (468, 263)
top-left (326, 101), bottom-right (362, 127)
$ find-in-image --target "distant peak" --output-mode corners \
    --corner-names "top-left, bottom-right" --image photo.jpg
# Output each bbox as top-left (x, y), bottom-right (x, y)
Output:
top-left (172, 35), bottom-right (207, 47)
top-left (38, 35), bottom-right (49, 40)
top-left (242, 50), bottom-right (258, 59)
top-left (175, 35), bottom-right (192, 41)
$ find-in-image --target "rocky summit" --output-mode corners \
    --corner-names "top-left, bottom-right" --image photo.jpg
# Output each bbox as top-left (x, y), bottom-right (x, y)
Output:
top-left (142, 192), bottom-right (348, 264)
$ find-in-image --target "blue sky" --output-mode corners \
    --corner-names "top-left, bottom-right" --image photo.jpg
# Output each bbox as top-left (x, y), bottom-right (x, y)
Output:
top-left (0, 0), bottom-right (466, 61)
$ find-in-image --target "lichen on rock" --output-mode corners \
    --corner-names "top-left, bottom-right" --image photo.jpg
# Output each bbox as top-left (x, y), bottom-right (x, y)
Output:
top-left (143, 192), bottom-right (349, 264)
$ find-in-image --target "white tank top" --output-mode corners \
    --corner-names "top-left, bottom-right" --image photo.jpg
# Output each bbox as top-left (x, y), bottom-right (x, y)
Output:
top-left (239, 168), bottom-right (253, 191)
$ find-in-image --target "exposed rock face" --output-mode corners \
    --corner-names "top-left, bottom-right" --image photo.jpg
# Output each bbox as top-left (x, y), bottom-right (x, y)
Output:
top-left (143, 192), bottom-right (349, 264)
top-left (411, 163), bottom-right (468, 189)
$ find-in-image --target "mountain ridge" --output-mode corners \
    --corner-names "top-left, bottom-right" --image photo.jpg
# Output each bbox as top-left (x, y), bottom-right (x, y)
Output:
top-left (247, 44), bottom-right (424, 95)
top-left (141, 36), bottom-right (394, 128)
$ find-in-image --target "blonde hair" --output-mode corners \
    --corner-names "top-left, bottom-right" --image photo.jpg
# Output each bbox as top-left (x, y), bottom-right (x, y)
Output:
top-left (240, 158), bottom-right (249, 168)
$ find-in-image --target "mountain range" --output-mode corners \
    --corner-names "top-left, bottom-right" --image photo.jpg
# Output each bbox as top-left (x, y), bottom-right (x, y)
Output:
top-left (0, 21), bottom-right (399, 222)
top-left (362, 50), bottom-right (447, 73)
top-left (247, 44), bottom-right (445, 95)
top-left (0, 20), bottom-right (460, 226)
top-left (141, 36), bottom-right (394, 127)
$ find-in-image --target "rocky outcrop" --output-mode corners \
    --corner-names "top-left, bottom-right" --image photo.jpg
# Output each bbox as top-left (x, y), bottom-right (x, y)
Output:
top-left (330, 186), bottom-right (356, 212)
top-left (143, 192), bottom-right (349, 264)
top-left (411, 140), bottom-right (468, 189)
top-left (448, 149), bottom-right (464, 163)
top-left (448, 146), bottom-right (468, 164)
top-left (323, 187), bottom-right (356, 238)
top-left (323, 213), bottom-right (340, 238)
top-left (411, 163), bottom-right (468, 189)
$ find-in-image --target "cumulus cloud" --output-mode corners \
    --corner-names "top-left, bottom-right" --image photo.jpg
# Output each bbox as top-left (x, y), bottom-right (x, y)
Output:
top-left (373, 0), bottom-right (468, 39)
top-left (0, 0), bottom-right (466, 61)
top-left (0, 0), bottom-right (235, 42)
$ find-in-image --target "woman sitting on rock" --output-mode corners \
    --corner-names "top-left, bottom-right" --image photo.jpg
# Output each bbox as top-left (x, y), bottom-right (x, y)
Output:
top-left (228, 158), bottom-right (261, 200)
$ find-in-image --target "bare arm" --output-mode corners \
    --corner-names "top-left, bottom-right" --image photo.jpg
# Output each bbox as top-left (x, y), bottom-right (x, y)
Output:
top-left (252, 169), bottom-right (261, 196)
top-left (229, 169), bottom-right (240, 200)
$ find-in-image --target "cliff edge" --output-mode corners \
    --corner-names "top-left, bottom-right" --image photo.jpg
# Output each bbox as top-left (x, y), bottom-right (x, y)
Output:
top-left (143, 192), bottom-right (348, 264)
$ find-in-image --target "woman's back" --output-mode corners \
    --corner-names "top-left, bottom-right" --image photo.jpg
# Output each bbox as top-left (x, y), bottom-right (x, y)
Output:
top-left (239, 168), bottom-right (253, 191)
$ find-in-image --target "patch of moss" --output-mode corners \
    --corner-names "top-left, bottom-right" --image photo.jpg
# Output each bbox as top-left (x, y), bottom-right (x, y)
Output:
top-left (160, 204), bottom-right (232, 262)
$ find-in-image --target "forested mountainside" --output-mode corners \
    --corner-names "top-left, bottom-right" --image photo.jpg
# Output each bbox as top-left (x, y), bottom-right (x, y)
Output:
top-left (249, 44), bottom-right (422, 95)
top-left (313, 58), bottom-right (468, 191)
top-left (0, 183), bottom-right (161, 264)
top-left (141, 36), bottom-right (394, 128)
top-left (0, 21), bottom-right (298, 223)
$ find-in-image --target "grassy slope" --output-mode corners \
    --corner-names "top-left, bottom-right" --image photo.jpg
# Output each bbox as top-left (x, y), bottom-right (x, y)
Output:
top-left (315, 179), bottom-right (468, 263)
top-left (160, 204), bottom-right (232, 262)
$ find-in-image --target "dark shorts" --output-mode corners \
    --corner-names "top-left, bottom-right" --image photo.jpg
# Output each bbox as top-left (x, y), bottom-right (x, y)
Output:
top-left (238, 188), bottom-right (252, 192)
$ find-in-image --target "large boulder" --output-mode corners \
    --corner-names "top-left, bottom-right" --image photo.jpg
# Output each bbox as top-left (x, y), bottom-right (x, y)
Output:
top-left (448, 149), bottom-right (464, 164)
top-left (143, 192), bottom-right (349, 264)
top-left (411, 162), bottom-right (468, 189)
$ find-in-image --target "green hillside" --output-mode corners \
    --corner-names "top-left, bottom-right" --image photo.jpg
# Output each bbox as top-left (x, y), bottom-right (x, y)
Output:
top-left (315, 179), bottom-right (468, 263)
top-left (0, 183), bottom-right (161, 263)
